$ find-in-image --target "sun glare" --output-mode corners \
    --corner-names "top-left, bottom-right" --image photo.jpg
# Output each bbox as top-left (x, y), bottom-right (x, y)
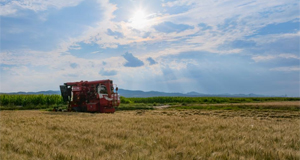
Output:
top-left (130, 9), bottom-right (149, 29)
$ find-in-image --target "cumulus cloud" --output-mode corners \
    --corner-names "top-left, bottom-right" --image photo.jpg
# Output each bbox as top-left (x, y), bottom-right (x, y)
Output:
top-left (107, 29), bottom-right (124, 39)
top-left (70, 63), bottom-right (79, 68)
top-left (252, 53), bottom-right (300, 62)
top-left (198, 23), bottom-right (212, 30)
top-left (270, 66), bottom-right (300, 72)
top-left (154, 21), bottom-right (194, 33)
top-left (147, 57), bottom-right (157, 65)
top-left (0, 0), bottom-right (84, 16)
top-left (99, 69), bottom-right (117, 76)
top-left (1, 0), bottom-right (299, 96)
top-left (122, 52), bottom-right (144, 67)
top-left (252, 55), bottom-right (276, 62)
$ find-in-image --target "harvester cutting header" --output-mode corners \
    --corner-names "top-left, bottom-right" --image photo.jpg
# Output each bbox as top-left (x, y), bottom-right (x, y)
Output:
top-left (59, 79), bottom-right (120, 113)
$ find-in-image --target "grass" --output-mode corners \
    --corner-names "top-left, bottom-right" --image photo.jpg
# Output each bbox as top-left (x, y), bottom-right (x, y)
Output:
top-left (1, 109), bottom-right (299, 160)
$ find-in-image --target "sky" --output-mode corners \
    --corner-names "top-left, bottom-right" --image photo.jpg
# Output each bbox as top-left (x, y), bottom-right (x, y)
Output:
top-left (0, 0), bottom-right (299, 96)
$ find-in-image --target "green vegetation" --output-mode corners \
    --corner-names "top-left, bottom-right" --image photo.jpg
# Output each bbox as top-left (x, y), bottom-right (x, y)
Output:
top-left (0, 94), bottom-right (299, 111)
top-left (126, 96), bottom-right (300, 104)
top-left (0, 94), bottom-right (64, 110)
top-left (0, 94), bottom-right (63, 106)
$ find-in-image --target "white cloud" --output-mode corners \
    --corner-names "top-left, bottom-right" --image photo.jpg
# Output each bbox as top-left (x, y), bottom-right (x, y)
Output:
top-left (3, 0), bottom-right (298, 56)
top-left (66, 0), bottom-right (299, 58)
top-left (91, 51), bottom-right (100, 54)
top-left (1, 0), bottom-right (299, 94)
top-left (248, 31), bottom-right (300, 45)
top-left (0, 3), bottom-right (17, 16)
top-left (162, 0), bottom-right (197, 7)
top-left (252, 53), bottom-right (300, 62)
top-left (0, 0), bottom-right (84, 16)
top-left (270, 66), bottom-right (300, 72)
top-left (252, 55), bottom-right (276, 62)
top-left (157, 0), bottom-right (300, 53)
top-left (278, 53), bottom-right (300, 59)
top-left (0, 49), bottom-right (127, 92)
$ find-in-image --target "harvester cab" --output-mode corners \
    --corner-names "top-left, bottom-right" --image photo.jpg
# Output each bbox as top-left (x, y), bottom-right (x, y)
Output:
top-left (59, 79), bottom-right (120, 113)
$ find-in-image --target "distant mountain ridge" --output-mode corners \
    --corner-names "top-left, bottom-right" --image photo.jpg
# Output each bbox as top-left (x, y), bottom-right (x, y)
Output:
top-left (1, 90), bottom-right (61, 95)
top-left (0, 89), bottom-right (285, 97)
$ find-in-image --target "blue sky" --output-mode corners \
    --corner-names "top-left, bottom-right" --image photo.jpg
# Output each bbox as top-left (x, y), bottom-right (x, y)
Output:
top-left (0, 0), bottom-right (299, 96)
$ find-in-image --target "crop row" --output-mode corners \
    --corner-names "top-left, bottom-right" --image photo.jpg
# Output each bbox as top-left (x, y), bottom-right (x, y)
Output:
top-left (0, 94), bottom-right (64, 106)
top-left (1, 94), bottom-right (299, 107)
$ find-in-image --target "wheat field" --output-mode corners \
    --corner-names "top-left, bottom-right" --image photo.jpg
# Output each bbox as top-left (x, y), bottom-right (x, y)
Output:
top-left (1, 109), bottom-right (299, 160)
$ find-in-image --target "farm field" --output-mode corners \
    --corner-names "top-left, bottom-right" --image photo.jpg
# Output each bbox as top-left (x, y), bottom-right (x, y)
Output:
top-left (1, 94), bottom-right (299, 111)
top-left (1, 105), bottom-right (300, 160)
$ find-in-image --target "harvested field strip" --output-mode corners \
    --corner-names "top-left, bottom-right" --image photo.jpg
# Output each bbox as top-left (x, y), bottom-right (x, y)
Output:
top-left (180, 101), bottom-right (300, 106)
top-left (1, 110), bottom-right (299, 160)
top-left (171, 101), bottom-right (300, 111)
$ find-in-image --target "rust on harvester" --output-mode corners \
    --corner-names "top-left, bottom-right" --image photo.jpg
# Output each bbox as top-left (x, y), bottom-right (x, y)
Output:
top-left (59, 79), bottom-right (120, 113)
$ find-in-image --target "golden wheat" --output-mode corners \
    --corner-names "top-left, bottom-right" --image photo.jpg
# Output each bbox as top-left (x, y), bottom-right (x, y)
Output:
top-left (1, 109), bottom-right (299, 160)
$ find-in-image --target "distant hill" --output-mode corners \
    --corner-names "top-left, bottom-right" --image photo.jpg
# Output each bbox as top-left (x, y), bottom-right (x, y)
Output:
top-left (118, 89), bottom-right (278, 97)
top-left (0, 89), bottom-right (282, 97)
top-left (0, 90), bottom-right (61, 95)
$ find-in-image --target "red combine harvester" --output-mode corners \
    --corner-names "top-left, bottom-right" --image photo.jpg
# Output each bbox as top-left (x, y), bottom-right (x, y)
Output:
top-left (59, 79), bottom-right (120, 113)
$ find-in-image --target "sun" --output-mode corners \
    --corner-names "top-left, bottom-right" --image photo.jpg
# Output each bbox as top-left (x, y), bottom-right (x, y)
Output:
top-left (129, 9), bottom-right (148, 29)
